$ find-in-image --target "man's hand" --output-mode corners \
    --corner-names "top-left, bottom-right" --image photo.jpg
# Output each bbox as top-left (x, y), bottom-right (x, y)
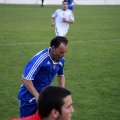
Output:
top-left (35, 95), bottom-right (39, 104)
top-left (63, 18), bottom-right (67, 22)
top-left (63, 18), bottom-right (74, 24)
top-left (52, 22), bottom-right (55, 27)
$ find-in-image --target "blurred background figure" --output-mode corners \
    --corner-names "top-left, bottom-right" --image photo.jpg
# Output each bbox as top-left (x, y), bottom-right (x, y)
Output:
top-left (51, 0), bottom-right (74, 36)
top-left (68, 0), bottom-right (76, 12)
top-left (41, 0), bottom-right (44, 7)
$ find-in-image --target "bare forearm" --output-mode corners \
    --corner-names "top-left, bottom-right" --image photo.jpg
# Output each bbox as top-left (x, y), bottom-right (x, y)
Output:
top-left (51, 17), bottom-right (55, 26)
top-left (63, 19), bottom-right (74, 24)
top-left (21, 77), bottom-right (39, 101)
top-left (58, 75), bottom-right (65, 87)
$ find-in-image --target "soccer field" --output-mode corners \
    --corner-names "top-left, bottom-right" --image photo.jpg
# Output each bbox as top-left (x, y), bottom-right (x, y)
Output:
top-left (0, 4), bottom-right (120, 120)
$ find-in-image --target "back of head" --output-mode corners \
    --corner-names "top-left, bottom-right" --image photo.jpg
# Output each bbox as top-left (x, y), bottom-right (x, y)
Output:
top-left (38, 86), bottom-right (71, 118)
top-left (50, 36), bottom-right (68, 48)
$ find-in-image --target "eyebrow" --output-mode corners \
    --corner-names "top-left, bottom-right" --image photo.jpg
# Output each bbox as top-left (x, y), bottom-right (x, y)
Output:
top-left (67, 103), bottom-right (73, 108)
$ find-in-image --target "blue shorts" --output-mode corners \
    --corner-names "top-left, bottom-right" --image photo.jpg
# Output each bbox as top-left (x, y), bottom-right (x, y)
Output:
top-left (68, 5), bottom-right (74, 10)
top-left (19, 99), bottom-right (37, 118)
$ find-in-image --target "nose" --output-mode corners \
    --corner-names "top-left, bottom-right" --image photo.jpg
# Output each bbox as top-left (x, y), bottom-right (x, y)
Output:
top-left (71, 106), bottom-right (74, 113)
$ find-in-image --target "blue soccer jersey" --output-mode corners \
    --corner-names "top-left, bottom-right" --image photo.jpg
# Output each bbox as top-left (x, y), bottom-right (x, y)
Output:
top-left (68, 0), bottom-right (74, 10)
top-left (18, 48), bottom-right (65, 101)
top-left (68, 0), bottom-right (73, 6)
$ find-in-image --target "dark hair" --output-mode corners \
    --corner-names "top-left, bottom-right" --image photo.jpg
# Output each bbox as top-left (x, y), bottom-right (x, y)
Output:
top-left (62, 0), bottom-right (68, 3)
top-left (38, 86), bottom-right (71, 118)
top-left (50, 36), bottom-right (68, 48)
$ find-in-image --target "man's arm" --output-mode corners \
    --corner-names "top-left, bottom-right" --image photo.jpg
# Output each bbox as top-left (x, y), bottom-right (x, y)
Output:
top-left (21, 77), bottom-right (39, 102)
top-left (57, 75), bottom-right (65, 87)
top-left (63, 18), bottom-right (74, 24)
top-left (73, 0), bottom-right (76, 5)
top-left (51, 17), bottom-right (55, 26)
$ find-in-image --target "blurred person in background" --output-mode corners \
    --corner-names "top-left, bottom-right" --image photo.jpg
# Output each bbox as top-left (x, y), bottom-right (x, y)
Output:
top-left (68, 0), bottom-right (76, 12)
top-left (51, 0), bottom-right (74, 36)
top-left (41, 0), bottom-right (44, 7)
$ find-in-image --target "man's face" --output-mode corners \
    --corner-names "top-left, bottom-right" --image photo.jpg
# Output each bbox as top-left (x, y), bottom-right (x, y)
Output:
top-left (62, 2), bottom-right (68, 10)
top-left (51, 43), bottom-right (68, 61)
top-left (57, 95), bottom-right (74, 120)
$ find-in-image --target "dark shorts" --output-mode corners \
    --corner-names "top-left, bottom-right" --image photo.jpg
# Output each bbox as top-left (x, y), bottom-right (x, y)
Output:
top-left (19, 99), bottom-right (37, 118)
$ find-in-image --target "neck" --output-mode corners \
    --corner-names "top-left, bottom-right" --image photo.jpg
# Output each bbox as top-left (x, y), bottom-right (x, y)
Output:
top-left (63, 8), bottom-right (66, 11)
top-left (42, 117), bottom-right (56, 120)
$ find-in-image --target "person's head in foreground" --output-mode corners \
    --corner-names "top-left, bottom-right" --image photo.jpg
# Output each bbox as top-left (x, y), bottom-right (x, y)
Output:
top-left (62, 0), bottom-right (68, 11)
top-left (38, 86), bottom-right (74, 120)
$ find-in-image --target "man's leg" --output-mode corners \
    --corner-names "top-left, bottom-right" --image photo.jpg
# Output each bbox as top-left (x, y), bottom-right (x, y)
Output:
top-left (41, 0), bottom-right (44, 7)
top-left (55, 27), bottom-right (66, 36)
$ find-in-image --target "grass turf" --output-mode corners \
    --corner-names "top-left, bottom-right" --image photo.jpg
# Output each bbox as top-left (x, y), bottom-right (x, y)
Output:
top-left (0, 4), bottom-right (120, 120)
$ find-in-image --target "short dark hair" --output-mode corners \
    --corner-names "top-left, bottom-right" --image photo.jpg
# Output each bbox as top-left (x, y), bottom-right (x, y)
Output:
top-left (50, 36), bottom-right (68, 48)
top-left (62, 0), bottom-right (68, 3)
top-left (38, 86), bottom-right (71, 118)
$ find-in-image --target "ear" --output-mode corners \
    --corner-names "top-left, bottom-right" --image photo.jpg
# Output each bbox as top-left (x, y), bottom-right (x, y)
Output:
top-left (51, 109), bottom-right (59, 118)
top-left (51, 46), bottom-right (55, 50)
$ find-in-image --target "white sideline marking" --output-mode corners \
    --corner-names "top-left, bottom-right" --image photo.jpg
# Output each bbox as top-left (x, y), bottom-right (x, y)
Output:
top-left (0, 42), bottom-right (48, 46)
top-left (0, 39), bottom-right (120, 46)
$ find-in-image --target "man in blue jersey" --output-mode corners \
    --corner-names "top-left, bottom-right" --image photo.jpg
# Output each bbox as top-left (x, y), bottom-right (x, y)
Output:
top-left (51, 0), bottom-right (74, 36)
top-left (18, 36), bottom-right (68, 118)
top-left (68, 0), bottom-right (76, 12)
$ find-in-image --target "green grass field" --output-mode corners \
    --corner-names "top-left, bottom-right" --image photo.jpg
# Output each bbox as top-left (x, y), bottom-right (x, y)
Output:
top-left (0, 4), bottom-right (120, 120)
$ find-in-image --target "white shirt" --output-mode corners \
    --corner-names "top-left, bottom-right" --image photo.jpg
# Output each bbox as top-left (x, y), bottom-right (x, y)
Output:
top-left (52, 8), bottom-right (74, 29)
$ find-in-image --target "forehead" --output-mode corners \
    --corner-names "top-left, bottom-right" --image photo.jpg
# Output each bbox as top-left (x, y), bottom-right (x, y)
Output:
top-left (63, 95), bottom-right (73, 106)
top-left (62, 2), bottom-right (68, 5)
top-left (57, 43), bottom-right (68, 51)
